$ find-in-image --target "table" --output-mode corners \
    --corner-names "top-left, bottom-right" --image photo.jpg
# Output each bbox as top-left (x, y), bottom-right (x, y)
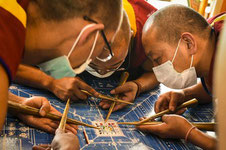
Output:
top-left (0, 73), bottom-right (214, 150)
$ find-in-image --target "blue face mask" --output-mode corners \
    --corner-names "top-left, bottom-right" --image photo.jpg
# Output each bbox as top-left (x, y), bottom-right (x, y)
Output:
top-left (38, 24), bottom-right (99, 79)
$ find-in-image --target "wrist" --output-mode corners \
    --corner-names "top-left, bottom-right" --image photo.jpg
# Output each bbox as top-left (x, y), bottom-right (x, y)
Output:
top-left (45, 76), bottom-right (55, 92)
top-left (185, 126), bottom-right (197, 142)
top-left (8, 95), bottom-right (26, 117)
top-left (183, 88), bottom-right (194, 101)
top-left (8, 92), bottom-right (26, 104)
top-left (131, 80), bottom-right (142, 97)
top-left (187, 126), bottom-right (216, 150)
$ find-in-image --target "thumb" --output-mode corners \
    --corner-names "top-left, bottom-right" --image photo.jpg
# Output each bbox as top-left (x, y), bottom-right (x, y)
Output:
top-left (175, 108), bottom-right (187, 115)
top-left (161, 115), bottom-right (172, 124)
top-left (136, 123), bottom-right (166, 135)
top-left (32, 145), bottom-right (51, 150)
top-left (110, 85), bottom-right (128, 95)
top-left (39, 98), bottom-right (51, 117)
top-left (55, 128), bottom-right (64, 135)
top-left (169, 95), bottom-right (179, 112)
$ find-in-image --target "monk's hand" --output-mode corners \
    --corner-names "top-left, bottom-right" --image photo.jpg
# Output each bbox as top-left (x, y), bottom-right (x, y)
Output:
top-left (32, 129), bottom-right (80, 150)
top-left (155, 90), bottom-right (187, 114)
top-left (49, 77), bottom-right (99, 101)
top-left (51, 128), bottom-right (80, 150)
top-left (136, 115), bottom-right (193, 139)
top-left (16, 96), bottom-right (78, 134)
top-left (32, 144), bottom-right (51, 150)
top-left (99, 81), bottom-right (138, 112)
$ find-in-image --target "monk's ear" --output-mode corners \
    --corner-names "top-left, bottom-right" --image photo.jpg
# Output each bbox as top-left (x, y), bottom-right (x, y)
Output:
top-left (181, 32), bottom-right (197, 55)
top-left (77, 23), bottom-right (104, 46)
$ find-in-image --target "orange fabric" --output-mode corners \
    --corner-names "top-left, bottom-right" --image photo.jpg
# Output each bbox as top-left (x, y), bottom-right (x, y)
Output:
top-left (123, 0), bottom-right (137, 36)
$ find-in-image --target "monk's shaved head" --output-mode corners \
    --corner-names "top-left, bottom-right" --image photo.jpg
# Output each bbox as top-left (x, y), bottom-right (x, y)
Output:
top-left (28, 0), bottom-right (123, 33)
top-left (143, 4), bottom-right (210, 44)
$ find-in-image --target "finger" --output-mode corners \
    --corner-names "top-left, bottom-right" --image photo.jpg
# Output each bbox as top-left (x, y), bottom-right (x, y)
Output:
top-left (69, 124), bottom-right (78, 130)
top-left (159, 100), bottom-right (169, 112)
top-left (25, 97), bottom-right (44, 108)
top-left (175, 108), bottom-right (187, 115)
top-left (73, 88), bottom-right (88, 100)
top-left (169, 95), bottom-right (179, 112)
top-left (47, 120), bottom-right (59, 130)
top-left (17, 114), bottom-right (56, 134)
top-left (48, 107), bottom-right (62, 117)
top-left (99, 100), bottom-right (111, 107)
top-left (154, 96), bottom-right (165, 113)
top-left (65, 124), bottom-right (77, 135)
top-left (102, 103), bottom-right (111, 109)
top-left (99, 101), bottom-right (104, 107)
top-left (77, 80), bottom-right (99, 97)
top-left (110, 85), bottom-right (130, 95)
top-left (139, 117), bottom-right (143, 121)
top-left (35, 119), bottom-right (58, 133)
top-left (112, 103), bottom-right (127, 112)
top-left (37, 123), bottom-right (56, 134)
top-left (112, 95), bottom-right (131, 111)
top-left (39, 99), bottom-right (51, 117)
top-left (139, 117), bottom-right (147, 121)
top-left (65, 129), bottom-right (77, 135)
top-left (55, 128), bottom-right (64, 134)
top-left (70, 94), bottom-right (80, 102)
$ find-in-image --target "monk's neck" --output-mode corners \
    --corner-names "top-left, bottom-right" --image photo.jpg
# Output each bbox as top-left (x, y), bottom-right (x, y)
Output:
top-left (197, 29), bottom-right (216, 77)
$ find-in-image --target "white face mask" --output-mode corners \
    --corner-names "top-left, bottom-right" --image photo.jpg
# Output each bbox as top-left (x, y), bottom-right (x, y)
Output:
top-left (152, 39), bottom-right (197, 89)
top-left (38, 24), bottom-right (99, 79)
top-left (68, 24), bottom-right (99, 74)
top-left (85, 65), bottom-right (116, 78)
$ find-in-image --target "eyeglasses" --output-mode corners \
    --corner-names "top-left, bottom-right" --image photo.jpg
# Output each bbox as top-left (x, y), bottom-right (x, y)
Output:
top-left (87, 33), bottom-right (134, 74)
top-left (83, 16), bottom-right (114, 60)
top-left (88, 44), bottom-right (132, 74)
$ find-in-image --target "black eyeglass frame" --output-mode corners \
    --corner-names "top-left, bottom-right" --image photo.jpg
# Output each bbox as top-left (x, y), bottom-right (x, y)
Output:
top-left (83, 16), bottom-right (114, 57)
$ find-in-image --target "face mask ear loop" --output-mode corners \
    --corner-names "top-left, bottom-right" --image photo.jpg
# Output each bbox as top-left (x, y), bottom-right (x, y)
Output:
top-left (86, 30), bottom-right (99, 62)
top-left (190, 55), bottom-right (194, 68)
top-left (172, 38), bottom-right (182, 64)
top-left (73, 31), bottom-right (99, 74)
top-left (67, 24), bottom-right (96, 58)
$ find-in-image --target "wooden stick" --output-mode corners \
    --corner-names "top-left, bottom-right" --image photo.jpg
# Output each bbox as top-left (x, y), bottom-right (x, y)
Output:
top-left (198, 0), bottom-right (208, 16)
top-left (118, 121), bottom-right (215, 131)
top-left (99, 94), bottom-right (133, 105)
top-left (137, 99), bottom-right (198, 124)
top-left (105, 72), bottom-right (129, 122)
top-left (8, 101), bottom-right (99, 129)
top-left (81, 90), bottom-right (133, 105)
top-left (58, 99), bottom-right (70, 131)
top-left (83, 130), bottom-right (90, 144)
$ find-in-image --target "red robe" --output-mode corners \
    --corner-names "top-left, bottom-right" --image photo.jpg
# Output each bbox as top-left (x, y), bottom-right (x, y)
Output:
top-left (202, 12), bottom-right (226, 95)
top-left (127, 0), bottom-right (157, 68)
top-left (0, 0), bottom-right (28, 83)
